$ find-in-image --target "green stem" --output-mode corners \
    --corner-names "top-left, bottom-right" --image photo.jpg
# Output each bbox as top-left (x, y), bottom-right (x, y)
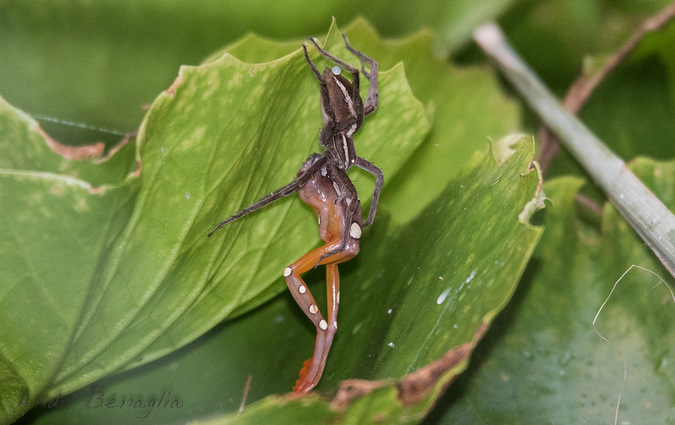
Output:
top-left (473, 22), bottom-right (675, 279)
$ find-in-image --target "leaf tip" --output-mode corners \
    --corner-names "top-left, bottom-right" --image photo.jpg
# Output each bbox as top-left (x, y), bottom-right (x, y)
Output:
top-left (518, 158), bottom-right (547, 227)
top-left (166, 73), bottom-right (184, 97)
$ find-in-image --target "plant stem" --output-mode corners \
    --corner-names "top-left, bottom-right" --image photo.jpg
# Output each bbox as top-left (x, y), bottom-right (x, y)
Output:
top-left (473, 22), bottom-right (675, 279)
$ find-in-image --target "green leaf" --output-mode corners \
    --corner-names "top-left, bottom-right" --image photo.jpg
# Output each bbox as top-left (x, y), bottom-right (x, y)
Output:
top-left (185, 136), bottom-right (542, 425)
top-left (24, 136), bottom-right (540, 425)
top-left (5, 2), bottom-right (675, 424)
top-left (1, 19), bottom-right (430, 423)
top-left (433, 159), bottom-right (675, 424)
top-left (2, 18), bottom-right (539, 425)
top-left (108, 21), bottom-right (431, 374)
top-left (0, 95), bottom-right (139, 423)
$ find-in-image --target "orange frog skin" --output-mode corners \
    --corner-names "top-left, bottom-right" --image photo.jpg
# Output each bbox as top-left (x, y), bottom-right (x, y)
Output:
top-left (283, 155), bottom-right (362, 393)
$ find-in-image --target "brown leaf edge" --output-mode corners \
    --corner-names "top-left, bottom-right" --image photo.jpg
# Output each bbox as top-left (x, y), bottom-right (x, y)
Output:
top-left (34, 124), bottom-right (140, 195)
top-left (22, 110), bottom-right (141, 194)
top-left (329, 322), bottom-right (489, 411)
top-left (36, 123), bottom-right (135, 163)
top-left (38, 124), bottom-right (104, 160)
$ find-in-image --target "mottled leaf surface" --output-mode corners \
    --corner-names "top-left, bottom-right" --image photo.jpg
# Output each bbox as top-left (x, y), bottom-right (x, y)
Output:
top-left (433, 162), bottom-right (675, 424)
top-left (0, 20), bottom-right (430, 423)
top-left (2, 19), bottom-right (536, 425)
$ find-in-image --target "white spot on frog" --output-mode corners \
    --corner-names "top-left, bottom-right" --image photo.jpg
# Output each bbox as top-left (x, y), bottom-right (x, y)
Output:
top-left (350, 222), bottom-right (362, 239)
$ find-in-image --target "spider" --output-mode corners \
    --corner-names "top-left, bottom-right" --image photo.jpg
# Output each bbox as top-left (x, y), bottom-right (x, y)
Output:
top-left (209, 34), bottom-right (382, 393)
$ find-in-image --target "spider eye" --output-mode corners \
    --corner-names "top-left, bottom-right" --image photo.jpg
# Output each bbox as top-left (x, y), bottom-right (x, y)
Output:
top-left (331, 66), bottom-right (342, 75)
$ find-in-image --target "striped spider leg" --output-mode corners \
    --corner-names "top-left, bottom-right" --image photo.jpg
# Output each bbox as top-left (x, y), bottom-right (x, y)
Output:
top-left (283, 155), bottom-right (362, 393)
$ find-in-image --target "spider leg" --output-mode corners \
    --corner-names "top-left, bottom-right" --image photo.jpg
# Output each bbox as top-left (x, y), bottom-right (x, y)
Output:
top-left (303, 44), bottom-right (337, 129)
top-left (341, 34), bottom-right (379, 116)
top-left (208, 155), bottom-right (327, 236)
top-left (307, 37), bottom-right (359, 75)
top-left (307, 37), bottom-right (362, 110)
top-left (302, 44), bottom-right (322, 80)
top-left (353, 156), bottom-right (383, 227)
top-left (208, 180), bottom-right (300, 236)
